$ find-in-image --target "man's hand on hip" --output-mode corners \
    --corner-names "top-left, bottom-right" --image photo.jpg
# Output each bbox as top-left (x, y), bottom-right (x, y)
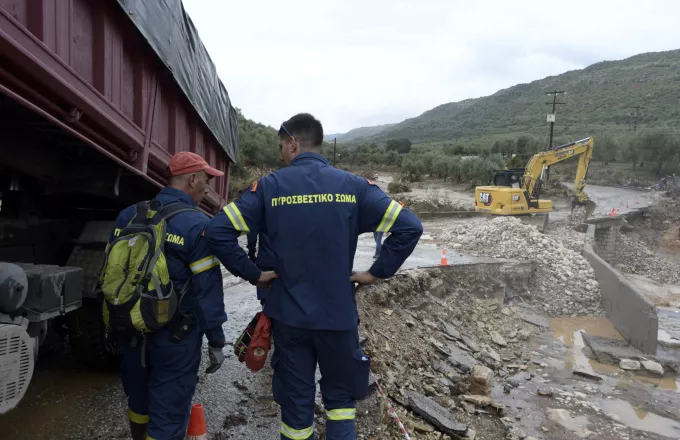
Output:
top-left (350, 271), bottom-right (378, 286)
top-left (257, 271), bottom-right (279, 288)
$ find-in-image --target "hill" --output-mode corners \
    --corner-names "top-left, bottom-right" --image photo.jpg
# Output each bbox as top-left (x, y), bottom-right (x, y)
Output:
top-left (352, 49), bottom-right (680, 145)
top-left (325, 123), bottom-right (396, 142)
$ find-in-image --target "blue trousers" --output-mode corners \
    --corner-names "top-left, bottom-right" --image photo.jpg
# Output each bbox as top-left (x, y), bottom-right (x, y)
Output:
top-left (121, 325), bottom-right (201, 440)
top-left (271, 320), bottom-right (371, 440)
top-left (373, 232), bottom-right (383, 256)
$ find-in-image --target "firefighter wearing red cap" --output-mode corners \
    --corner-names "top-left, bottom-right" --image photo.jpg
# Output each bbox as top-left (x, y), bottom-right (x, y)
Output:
top-left (107, 152), bottom-right (228, 440)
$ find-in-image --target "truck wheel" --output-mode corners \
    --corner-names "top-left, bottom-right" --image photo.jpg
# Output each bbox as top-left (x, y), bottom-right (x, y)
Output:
top-left (67, 298), bottom-right (122, 370)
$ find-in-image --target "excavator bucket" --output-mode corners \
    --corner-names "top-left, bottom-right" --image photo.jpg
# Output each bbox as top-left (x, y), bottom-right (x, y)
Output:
top-left (571, 199), bottom-right (597, 219)
top-left (584, 200), bottom-right (596, 219)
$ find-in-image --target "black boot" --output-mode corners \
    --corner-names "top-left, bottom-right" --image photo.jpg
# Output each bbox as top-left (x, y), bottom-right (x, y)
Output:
top-left (129, 421), bottom-right (147, 440)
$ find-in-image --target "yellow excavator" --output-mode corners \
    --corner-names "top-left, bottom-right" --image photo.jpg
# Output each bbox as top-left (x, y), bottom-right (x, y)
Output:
top-left (474, 136), bottom-right (596, 224)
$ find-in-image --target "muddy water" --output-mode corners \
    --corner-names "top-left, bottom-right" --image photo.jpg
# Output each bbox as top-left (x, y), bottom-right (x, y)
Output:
top-left (599, 399), bottom-right (680, 438)
top-left (550, 316), bottom-right (680, 392)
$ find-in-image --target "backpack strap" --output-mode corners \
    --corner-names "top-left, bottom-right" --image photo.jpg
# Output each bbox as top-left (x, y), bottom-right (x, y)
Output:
top-left (139, 201), bottom-right (201, 295)
top-left (157, 201), bottom-right (200, 222)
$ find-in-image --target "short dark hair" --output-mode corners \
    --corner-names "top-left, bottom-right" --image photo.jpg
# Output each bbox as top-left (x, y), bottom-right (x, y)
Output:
top-left (278, 113), bottom-right (324, 147)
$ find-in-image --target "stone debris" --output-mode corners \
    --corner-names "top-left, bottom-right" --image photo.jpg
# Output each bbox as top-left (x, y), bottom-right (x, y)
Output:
top-left (407, 391), bottom-right (468, 436)
top-left (490, 331), bottom-right (508, 347)
top-left (470, 365), bottom-right (494, 395)
top-left (441, 217), bottom-right (603, 316)
top-left (573, 369), bottom-right (603, 382)
top-left (641, 360), bottom-right (664, 376)
top-left (619, 359), bottom-right (641, 371)
top-left (617, 234), bottom-right (680, 284)
top-left (546, 408), bottom-right (593, 438)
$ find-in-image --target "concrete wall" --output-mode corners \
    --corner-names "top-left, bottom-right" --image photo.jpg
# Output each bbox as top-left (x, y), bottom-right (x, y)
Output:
top-left (582, 243), bottom-right (658, 354)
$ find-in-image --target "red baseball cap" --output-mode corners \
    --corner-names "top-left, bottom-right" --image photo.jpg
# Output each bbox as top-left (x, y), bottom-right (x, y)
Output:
top-left (168, 152), bottom-right (224, 178)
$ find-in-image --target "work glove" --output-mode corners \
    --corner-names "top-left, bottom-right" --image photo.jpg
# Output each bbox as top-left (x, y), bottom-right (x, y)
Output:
top-left (206, 344), bottom-right (225, 374)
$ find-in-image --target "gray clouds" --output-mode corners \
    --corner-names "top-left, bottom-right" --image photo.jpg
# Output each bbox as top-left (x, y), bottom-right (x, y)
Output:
top-left (182, 0), bottom-right (680, 133)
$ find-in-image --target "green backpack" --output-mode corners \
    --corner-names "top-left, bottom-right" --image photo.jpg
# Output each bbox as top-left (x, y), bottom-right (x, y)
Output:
top-left (100, 200), bottom-right (197, 333)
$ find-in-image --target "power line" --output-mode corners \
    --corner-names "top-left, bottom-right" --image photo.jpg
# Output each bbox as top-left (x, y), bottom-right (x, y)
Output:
top-left (544, 90), bottom-right (566, 181)
top-left (545, 90), bottom-right (567, 148)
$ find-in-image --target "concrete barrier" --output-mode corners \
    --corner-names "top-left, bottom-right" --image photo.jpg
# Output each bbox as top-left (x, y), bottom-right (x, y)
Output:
top-left (582, 242), bottom-right (658, 354)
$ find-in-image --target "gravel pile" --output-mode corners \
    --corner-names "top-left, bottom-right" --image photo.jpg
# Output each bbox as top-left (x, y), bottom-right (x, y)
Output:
top-left (441, 216), bottom-right (603, 316)
top-left (617, 234), bottom-right (680, 284)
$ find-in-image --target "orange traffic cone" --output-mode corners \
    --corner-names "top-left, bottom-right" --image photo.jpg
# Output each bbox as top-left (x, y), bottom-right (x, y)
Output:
top-left (440, 249), bottom-right (448, 266)
top-left (186, 404), bottom-right (207, 439)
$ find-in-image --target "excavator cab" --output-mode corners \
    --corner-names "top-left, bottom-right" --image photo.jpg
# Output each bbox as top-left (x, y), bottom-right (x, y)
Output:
top-left (489, 169), bottom-right (525, 187)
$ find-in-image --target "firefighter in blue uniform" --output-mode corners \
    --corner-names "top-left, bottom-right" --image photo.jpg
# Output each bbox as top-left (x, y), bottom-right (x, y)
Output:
top-left (247, 230), bottom-right (275, 306)
top-left (204, 113), bottom-right (423, 440)
top-left (110, 152), bottom-right (228, 440)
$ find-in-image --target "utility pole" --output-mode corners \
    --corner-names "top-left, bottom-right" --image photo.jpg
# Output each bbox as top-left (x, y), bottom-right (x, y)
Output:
top-left (629, 105), bottom-right (645, 134)
top-left (545, 90), bottom-right (566, 181)
top-left (333, 137), bottom-right (337, 167)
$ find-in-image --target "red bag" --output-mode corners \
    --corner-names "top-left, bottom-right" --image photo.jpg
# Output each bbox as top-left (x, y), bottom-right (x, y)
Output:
top-left (233, 313), bottom-right (259, 362)
top-left (245, 312), bottom-right (272, 372)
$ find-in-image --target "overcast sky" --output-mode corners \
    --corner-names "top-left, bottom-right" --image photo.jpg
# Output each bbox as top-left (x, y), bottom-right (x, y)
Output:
top-left (182, 0), bottom-right (680, 134)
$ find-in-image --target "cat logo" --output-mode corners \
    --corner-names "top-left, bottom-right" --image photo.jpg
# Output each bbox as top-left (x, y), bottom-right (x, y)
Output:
top-left (512, 195), bottom-right (520, 202)
top-left (479, 192), bottom-right (492, 206)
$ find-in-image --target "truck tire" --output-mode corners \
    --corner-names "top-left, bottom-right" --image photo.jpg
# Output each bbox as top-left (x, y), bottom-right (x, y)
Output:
top-left (67, 297), bottom-right (121, 370)
top-left (66, 246), bottom-right (121, 370)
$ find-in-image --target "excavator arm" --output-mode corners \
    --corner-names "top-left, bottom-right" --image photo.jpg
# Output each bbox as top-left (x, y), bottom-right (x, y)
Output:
top-left (523, 136), bottom-right (594, 204)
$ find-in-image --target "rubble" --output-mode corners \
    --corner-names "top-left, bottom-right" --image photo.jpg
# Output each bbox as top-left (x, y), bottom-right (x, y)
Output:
top-left (407, 391), bottom-right (468, 437)
top-left (441, 217), bottom-right (603, 316)
top-left (470, 366), bottom-right (494, 395)
top-left (617, 233), bottom-right (680, 283)
top-left (546, 408), bottom-right (593, 438)
top-left (619, 359), bottom-right (641, 371)
top-left (641, 360), bottom-right (664, 376)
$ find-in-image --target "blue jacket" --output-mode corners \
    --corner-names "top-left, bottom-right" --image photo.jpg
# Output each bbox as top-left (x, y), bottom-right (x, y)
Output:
top-left (246, 231), bottom-right (276, 270)
top-left (109, 187), bottom-right (227, 344)
top-left (204, 152), bottom-right (423, 331)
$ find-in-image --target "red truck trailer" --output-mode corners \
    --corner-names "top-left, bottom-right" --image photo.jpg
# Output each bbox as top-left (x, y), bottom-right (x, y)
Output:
top-left (0, 0), bottom-right (239, 414)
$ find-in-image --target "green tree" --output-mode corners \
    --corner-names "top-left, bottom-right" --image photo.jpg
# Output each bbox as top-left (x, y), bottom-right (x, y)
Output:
top-left (386, 138), bottom-right (413, 154)
top-left (640, 131), bottom-right (680, 175)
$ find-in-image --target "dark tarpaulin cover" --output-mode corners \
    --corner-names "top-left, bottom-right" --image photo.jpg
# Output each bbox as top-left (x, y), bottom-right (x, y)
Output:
top-left (115, 0), bottom-right (239, 163)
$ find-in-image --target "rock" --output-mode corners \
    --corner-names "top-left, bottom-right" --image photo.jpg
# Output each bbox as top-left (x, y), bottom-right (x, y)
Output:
top-left (491, 331), bottom-right (508, 347)
top-left (461, 335), bottom-right (480, 352)
top-left (407, 391), bottom-right (468, 436)
top-left (448, 345), bottom-right (479, 373)
top-left (439, 319), bottom-right (461, 340)
top-left (461, 395), bottom-right (494, 407)
top-left (641, 360), bottom-right (664, 376)
top-left (501, 307), bottom-right (512, 316)
top-left (537, 388), bottom-right (554, 397)
top-left (507, 378), bottom-right (521, 388)
top-left (619, 359), bottom-right (641, 371)
top-left (411, 421), bottom-right (435, 433)
top-left (483, 346), bottom-right (501, 362)
top-left (518, 311), bottom-right (551, 328)
top-left (470, 365), bottom-right (494, 395)
top-left (517, 328), bottom-right (532, 340)
top-left (573, 369), bottom-right (603, 382)
top-left (423, 319), bottom-right (438, 329)
top-left (546, 408), bottom-right (593, 438)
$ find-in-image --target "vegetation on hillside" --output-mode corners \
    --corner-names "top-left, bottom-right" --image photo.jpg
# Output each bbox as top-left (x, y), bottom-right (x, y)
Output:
top-left (336, 49), bottom-right (680, 147)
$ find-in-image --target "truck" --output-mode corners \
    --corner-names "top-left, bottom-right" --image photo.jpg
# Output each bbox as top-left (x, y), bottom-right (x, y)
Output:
top-left (0, 0), bottom-right (239, 414)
